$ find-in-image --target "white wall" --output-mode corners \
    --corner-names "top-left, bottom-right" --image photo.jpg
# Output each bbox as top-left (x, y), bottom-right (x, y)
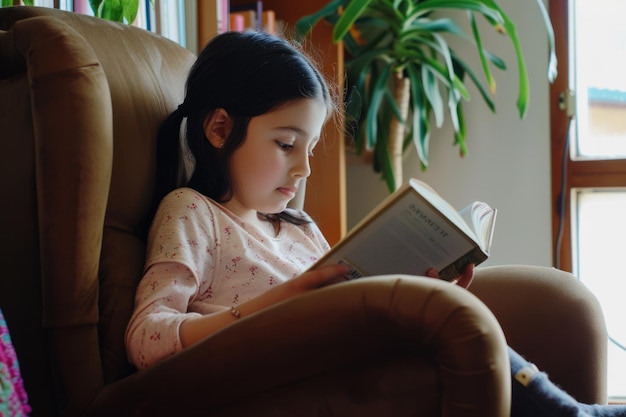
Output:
top-left (345, 1), bottom-right (554, 268)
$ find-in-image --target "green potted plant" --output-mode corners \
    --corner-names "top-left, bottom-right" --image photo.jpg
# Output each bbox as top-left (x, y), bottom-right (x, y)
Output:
top-left (295, 0), bottom-right (557, 192)
top-left (87, 0), bottom-right (141, 24)
top-left (1, 0), bottom-right (140, 24)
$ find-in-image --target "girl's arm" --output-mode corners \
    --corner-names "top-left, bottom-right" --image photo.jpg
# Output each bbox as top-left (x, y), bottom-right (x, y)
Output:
top-left (178, 263), bottom-right (474, 349)
top-left (178, 263), bottom-right (349, 348)
top-left (125, 262), bottom-right (202, 369)
top-left (126, 261), bottom-right (348, 368)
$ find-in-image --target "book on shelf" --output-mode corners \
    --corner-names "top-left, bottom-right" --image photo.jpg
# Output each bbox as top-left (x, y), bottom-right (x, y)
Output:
top-left (229, 1), bottom-right (277, 34)
top-left (261, 10), bottom-right (276, 34)
top-left (230, 1), bottom-right (262, 30)
top-left (311, 178), bottom-right (497, 282)
top-left (218, 0), bottom-right (230, 34)
top-left (229, 13), bottom-right (243, 32)
top-left (229, 9), bottom-right (256, 31)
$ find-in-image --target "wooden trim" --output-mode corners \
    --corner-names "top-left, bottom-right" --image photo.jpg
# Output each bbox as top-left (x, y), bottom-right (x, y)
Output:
top-left (550, 0), bottom-right (626, 271)
top-left (550, 0), bottom-right (572, 270)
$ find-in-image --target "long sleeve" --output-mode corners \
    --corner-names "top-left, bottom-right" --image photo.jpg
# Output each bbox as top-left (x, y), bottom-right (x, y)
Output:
top-left (125, 262), bottom-right (202, 369)
top-left (125, 188), bottom-right (330, 370)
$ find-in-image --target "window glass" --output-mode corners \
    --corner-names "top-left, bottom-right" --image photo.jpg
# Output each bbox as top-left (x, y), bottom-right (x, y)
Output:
top-left (573, 0), bottom-right (626, 159)
top-left (570, 0), bottom-right (626, 397)
top-left (574, 189), bottom-right (626, 398)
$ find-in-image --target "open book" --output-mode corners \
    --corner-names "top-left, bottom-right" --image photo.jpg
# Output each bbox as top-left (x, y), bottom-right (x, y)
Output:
top-left (312, 178), bottom-right (497, 282)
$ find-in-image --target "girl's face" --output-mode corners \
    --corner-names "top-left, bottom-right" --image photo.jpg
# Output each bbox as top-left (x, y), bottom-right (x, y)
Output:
top-left (223, 98), bottom-right (327, 221)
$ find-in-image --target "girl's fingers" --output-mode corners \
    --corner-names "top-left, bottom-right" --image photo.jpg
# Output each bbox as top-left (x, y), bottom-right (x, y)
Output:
top-left (425, 268), bottom-right (439, 279)
top-left (455, 264), bottom-right (475, 288)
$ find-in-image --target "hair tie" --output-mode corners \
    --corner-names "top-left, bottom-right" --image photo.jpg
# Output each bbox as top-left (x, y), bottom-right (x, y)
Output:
top-left (174, 103), bottom-right (186, 118)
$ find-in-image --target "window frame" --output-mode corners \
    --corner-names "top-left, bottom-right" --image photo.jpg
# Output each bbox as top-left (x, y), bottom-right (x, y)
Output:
top-left (549, 0), bottom-right (626, 272)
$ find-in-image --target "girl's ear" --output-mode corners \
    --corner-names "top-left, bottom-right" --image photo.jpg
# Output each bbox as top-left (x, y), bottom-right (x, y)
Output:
top-left (203, 108), bottom-right (233, 148)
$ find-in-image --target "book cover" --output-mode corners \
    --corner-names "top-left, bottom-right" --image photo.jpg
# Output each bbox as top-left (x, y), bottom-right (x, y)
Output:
top-left (262, 10), bottom-right (276, 34)
top-left (229, 10), bottom-right (256, 31)
top-left (219, 0), bottom-right (230, 33)
top-left (230, 13), bottom-right (245, 32)
top-left (311, 178), bottom-right (497, 282)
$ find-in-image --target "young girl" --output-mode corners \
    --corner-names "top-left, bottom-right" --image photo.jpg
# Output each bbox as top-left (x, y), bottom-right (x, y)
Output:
top-left (125, 31), bottom-right (625, 417)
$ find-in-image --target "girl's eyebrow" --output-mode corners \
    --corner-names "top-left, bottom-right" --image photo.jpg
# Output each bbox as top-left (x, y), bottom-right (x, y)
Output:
top-left (273, 126), bottom-right (321, 142)
top-left (273, 126), bottom-right (307, 136)
top-left (274, 126), bottom-right (320, 144)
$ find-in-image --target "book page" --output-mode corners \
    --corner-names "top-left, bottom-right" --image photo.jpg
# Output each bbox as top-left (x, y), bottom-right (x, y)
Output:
top-left (407, 179), bottom-right (487, 240)
top-left (458, 201), bottom-right (497, 252)
top-left (315, 190), bottom-right (479, 279)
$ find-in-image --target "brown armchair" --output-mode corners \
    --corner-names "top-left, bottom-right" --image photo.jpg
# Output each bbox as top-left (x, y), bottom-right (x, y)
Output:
top-left (0, 6), bottom-right (608, 417)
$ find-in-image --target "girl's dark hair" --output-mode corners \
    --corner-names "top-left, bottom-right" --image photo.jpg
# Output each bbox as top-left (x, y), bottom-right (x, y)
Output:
top-left (153, 31), bottom-right (335, 227)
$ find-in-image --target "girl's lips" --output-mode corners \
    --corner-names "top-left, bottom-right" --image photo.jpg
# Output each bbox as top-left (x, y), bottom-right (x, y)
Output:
top-left (278, 187), bottom-right (297, 198)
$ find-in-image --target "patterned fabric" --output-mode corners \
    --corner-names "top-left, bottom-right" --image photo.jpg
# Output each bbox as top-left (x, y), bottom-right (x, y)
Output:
top-left (0, 309), bottom-right (31, 417)
top-left (125, 187), bottom-right (330, 369)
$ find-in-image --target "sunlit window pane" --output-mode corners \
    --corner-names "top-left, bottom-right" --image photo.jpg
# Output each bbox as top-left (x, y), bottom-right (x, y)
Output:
top-left (573, 0), bottom-right (626, 159)
top-left (573, 189), bottom-right (626, 399)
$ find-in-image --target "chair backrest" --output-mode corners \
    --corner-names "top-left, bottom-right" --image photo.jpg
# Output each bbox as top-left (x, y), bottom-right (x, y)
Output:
top-left (0, 6), bottom-right (195, 415)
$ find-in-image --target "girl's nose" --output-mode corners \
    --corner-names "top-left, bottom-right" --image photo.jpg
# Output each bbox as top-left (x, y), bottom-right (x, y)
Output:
top-left (292, 150), bottom-right (311, 178)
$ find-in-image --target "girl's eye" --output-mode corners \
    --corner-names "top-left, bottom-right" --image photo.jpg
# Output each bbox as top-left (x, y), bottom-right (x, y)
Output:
top-left (276, 141), bottom-right (294, 151)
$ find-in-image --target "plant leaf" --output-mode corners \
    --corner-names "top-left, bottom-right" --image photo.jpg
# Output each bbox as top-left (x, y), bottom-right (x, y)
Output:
top-left (122, 0), bottom-right (138, 24)
top-left (294, 0), bottom-right (347, 41)
top-left (453, 101), bottom-right (468, 155)
top-left (408, 72), bottom-right (431, 167)
top-left (477, 0), bottom-right (531, 117)
top-left (333, 0), bottom-right (376, 42)
top-left (421, 56), bottom-right (470, 101)
top-left (447, 82), bottom-right (461, 133)
top-left (346, 48), bottom-right (390, 88)
top-left (99, 0), bottom-right (124, 21)
top-left (411, 63), bottom-right (445, 128)
top-left (469, 11), bottom-right (496, 94)
top-left (385, 82), bottom-right (405, 126)
top-left (431, 32), bottom-right (456, 87)
top-left (451, 53), bottom-right (496, 113)
top-left (374, 122), bottom-right (396, 192)
top-left (401, 17), bottom-right (468, 43)
top-left (89, 0), bottom-right (103, 15)
top-left (365, 62), bottom-right (392, 149)
top-left (411, 0), bottom-right (505, 26)
top-left (534, 0), bottom-right (558, 82)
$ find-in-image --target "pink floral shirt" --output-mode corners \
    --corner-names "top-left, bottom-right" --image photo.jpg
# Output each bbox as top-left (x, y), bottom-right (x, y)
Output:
top-left (125, 187), bottom-right (330, 369)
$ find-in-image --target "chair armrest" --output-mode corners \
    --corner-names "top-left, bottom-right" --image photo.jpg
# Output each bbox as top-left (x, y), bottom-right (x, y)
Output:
top-left (90, 276), bottom-right (510, 417)
top-left (471, 265), bottom-right (608, 404)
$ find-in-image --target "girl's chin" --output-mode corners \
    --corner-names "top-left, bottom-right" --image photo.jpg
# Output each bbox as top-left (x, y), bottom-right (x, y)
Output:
top-left (273, 203), bottom-right (289, 213)
top-left (260, 202), bottom-right (289, 215)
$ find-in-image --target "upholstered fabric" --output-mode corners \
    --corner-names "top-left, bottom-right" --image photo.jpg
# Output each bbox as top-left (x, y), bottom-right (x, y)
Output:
top-left (469, 265), bottom-right (608, 404)
top-left (0, 6), bottom-right (608, 417)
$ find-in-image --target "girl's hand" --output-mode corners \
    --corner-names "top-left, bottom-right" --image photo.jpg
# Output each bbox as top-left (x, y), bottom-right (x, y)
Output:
top-left (233, 263), bottom-right (350, 315)
top-left (425, 264), bottom-right (475, 289)
top-left (268, 263), bottom-right (350, 299)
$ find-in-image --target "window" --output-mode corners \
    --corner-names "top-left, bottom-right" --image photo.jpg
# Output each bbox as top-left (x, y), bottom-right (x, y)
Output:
top-left (26, 0), bottom-right (190, 49)
top-left (550, 0), bottom-right (626, 400)
top-left (151, 0), bottom-right (188, 47)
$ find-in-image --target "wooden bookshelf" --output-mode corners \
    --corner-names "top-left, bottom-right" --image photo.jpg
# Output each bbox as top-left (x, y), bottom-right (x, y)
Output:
top-left (219, 0), bottom-right (347, 245)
